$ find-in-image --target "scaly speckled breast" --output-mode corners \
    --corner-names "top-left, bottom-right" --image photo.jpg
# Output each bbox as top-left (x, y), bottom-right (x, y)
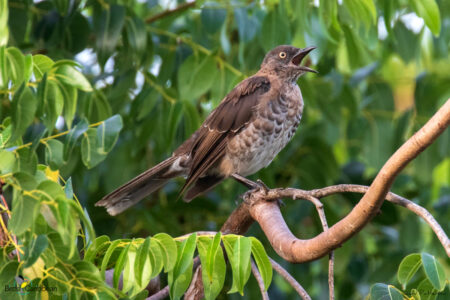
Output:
top-left (221, 82), bottom-right (303, 176)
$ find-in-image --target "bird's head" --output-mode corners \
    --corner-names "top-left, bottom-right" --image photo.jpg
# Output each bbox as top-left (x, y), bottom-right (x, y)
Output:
top-left (261, 45), bottom-right (317, 81)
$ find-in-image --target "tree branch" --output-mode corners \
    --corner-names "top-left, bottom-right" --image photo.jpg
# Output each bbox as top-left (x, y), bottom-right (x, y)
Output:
top-left (251, 260), bottom-right (270, 300)
top-left (248, 99), bottom-right (450, 262)
top-left (269, 257), bottom-right (311, 300)
top-left (145, 1), bottom-right (196, 24)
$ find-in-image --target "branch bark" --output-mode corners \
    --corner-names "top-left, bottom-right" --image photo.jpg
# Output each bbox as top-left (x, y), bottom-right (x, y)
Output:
top-left (248, 99), bottom-right (450, 262)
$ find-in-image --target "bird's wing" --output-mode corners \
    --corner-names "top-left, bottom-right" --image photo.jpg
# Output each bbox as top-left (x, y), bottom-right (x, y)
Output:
top-left (179, 75), bottom-right (271, 195)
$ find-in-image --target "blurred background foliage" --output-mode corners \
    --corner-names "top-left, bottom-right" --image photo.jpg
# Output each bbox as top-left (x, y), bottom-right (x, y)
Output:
top-left (1, 0), bottom-right (449, 299)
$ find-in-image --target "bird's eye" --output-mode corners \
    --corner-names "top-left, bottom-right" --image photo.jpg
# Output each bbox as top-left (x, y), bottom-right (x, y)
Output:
top-left (279, 52), bottom-right (287, 59)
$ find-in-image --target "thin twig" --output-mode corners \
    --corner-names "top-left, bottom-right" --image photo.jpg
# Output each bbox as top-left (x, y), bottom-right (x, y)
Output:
top-left (251, 259), bottom-right (269, 300)
top-left (269, 257), bottom-right (311, 300)
top-left (146, 1), bottom-right (196, 24)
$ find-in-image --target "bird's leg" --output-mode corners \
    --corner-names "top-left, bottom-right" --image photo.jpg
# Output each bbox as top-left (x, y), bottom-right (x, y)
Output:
top-left (231, 174), bottom-right (271, 205)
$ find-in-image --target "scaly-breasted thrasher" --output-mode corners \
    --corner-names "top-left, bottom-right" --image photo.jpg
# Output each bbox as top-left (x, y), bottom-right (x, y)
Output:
top-left (96, 45), bottom-right (317, 215)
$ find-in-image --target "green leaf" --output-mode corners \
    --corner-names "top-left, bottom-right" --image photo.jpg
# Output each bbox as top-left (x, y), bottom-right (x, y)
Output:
top-left (152, 233), bottom-right (177, 272)
top-left (0, 0), bottom-right (8, 46)
top-left (149, 238), bottom-right (164, 278)
top-left (57, 80), bottom-right (78, 129)
top-left (178, 54), bottom-right (218, 101)
top-left (234, 7), bottom-right (260, 42)
top-left (33, 55), bottom-right (54, 80)
top-left (113, 242), bottom-right (131, 289)
top-left (250, 237), bottom-right (272, 291)
top-left (84, 235), bottom-right (110, 262)
top-left (197, 233), bottom-right (226, 300)
top-left (93, 4), bottom-right (126, 67)
top-left (417, 278), bottom-right (438, 300)
top-left (12, 171), bottom-right (37, 190)
top-left (410, 0), bottom-right (441, 36)
top-left (421, 253), bottom-right (446, 291)
top-left (169, 233), bottom-right (197, 300)
top-left (64, 118), bottom-right (89, 160)
top-left (223, 235), bottom-right (252, 295)
top-left (101, 239), bottom-right (122, 279)
top-left (13, 147), bottom-right (38, 174)
top-left (97, 115), bottom-right (123, 153)
top-left (134, 237), bottom-right (152, 290)
top-left (42, 79), bottom-right (64, 133)
top-left (24, 235), bottom-right (48, 268)
top-left (53, 65), bottom-right (92, 92)
top-left (0, 261), bottom-right (19, 286)
top-left (0, 46), bottom-right (6, 88)
top-left (369, 283), bottom-right (404, 300)
top-left (125, 16), bottom-right (147, 61)
top-left (10, 84), bottom-right (37, 143)
top-left (5, 47), bottom-right (25, 87)
top-left (8, 194), bottom-right (39, 236)
top-left (122, 244), bottom-right (138, 294)
top-left (81, 128), bottom-right (106, 168)
top-left (397, 253), bottom-right (422, 289)
top-left (0, 150), bottom-right (15, 174)
top-left (44, 139), bottom-right (64, 170)
top-left (201, 3), bottom-right (227, 34)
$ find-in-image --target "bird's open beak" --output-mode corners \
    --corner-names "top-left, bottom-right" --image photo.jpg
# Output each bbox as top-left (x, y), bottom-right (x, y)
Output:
top-left (291, 46), bottom-right (317, 73)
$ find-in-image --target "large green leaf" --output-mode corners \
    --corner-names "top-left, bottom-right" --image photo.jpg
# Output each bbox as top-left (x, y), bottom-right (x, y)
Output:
top-left (250, 237), bottom-right (272, 291)
top-left (96, 115), bottom-right (123, 153)
top-left (44, 139), bottom-right (64, 170)
top-left (223, 235), bottom-right (252, 295)
top-left (64, 118), bottom-right (89, 160)
top-left (93, 4), bottom-right (126, 67)
top-left (197, 233), bottom-right (226, 300)
top-left (81, 128), bottom-right (106, 169)
top-left (84, 235), bottom-right (110, 263)
top-left (369, 283), bottom-right (404, 300)
top-left (420, 253), bottom-right (446, 291)
top-left (8, 194), bottom-right (39, 236)
top-left (5, 47), bottom-right (25, 87)
top-left (125, 16), bottom-right (147, 61)
top-left (134, 237), bottom-right (152, 290)
top-left (0, 149), bottom-right (15, 174)
top-left (113, 242), bottom-right (131, 289)
top-left (10, 84), bottom-right (37, 143)
top-left (151, 233), bottom-right (177, 272)
top-left (24, 235), bottom-right (48, 268)
top-left (33, 55), bottom-right (54, 80)
top-left (168, 233), bottom-right (197, 300)
top-left (397, 253), bottom-right (422, 289)
top-left (53, 64), bottom-right (92, 92)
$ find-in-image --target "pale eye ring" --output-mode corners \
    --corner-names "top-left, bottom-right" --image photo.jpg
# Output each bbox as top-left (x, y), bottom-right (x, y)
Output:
top-left (279, 52), bottom-right (287, 59)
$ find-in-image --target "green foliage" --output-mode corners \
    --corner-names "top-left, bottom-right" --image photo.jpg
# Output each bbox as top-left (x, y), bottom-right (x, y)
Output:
top-left (369, 252), bottom-right (447, 299)
top-left (0, 0), bottom-right (449, 299)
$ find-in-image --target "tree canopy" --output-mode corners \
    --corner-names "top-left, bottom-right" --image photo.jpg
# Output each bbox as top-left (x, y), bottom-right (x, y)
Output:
top-left (0, 0), bottom-right (449, 299)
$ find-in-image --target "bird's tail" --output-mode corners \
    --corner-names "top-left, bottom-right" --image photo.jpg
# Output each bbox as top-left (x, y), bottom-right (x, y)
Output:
top-left (95, 156), bottom-right (182, 216)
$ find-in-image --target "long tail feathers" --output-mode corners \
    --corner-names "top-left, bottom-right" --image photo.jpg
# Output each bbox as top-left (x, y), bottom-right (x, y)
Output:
top-left (96, 156), bottom-right (181, 216)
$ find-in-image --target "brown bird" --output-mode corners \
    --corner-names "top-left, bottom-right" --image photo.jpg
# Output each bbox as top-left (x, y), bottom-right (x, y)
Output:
top-left (96, 45), bottom-right (317, 215)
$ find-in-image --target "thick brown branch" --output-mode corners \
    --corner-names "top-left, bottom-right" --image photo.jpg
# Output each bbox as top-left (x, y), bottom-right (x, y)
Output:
top-left (248, 99), bottom-right (449, 262)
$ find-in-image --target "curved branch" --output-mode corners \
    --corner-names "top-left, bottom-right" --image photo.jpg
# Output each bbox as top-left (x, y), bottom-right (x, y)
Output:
top-left (269, 258), bottom-right (311, 300)
top-left (251, 260), bottom-right (269, 300)
top-left (248, 99), bottom-right (450, 262)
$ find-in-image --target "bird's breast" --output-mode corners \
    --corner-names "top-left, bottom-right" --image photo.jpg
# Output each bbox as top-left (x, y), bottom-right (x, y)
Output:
top-left (222, 84), bottom-right (303, 176)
